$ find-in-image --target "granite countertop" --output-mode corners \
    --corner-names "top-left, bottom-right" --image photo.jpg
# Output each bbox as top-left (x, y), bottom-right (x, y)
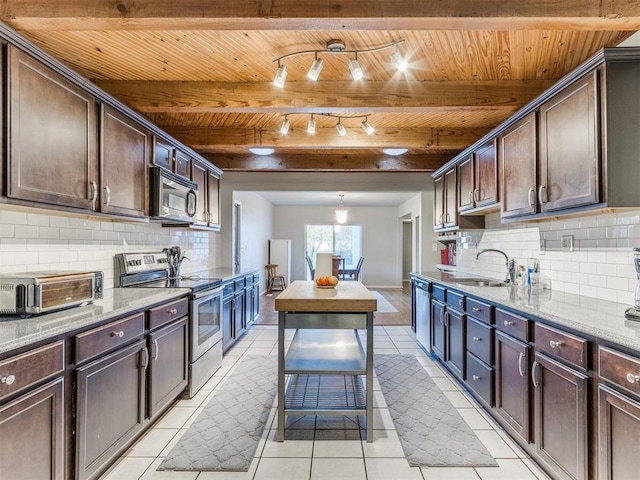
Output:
top-left (413, 271), bottom-right (640, 353)
top-left (0, 288), bottom-right (189, 355)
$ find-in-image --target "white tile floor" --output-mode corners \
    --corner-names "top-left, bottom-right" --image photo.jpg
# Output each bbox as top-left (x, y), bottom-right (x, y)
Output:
top-left (101, 325), bottom-right (551, 480)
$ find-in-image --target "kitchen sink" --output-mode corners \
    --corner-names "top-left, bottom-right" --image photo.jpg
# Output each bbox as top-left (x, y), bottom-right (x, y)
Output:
top-left (450, 277), bottom-right (509, 287)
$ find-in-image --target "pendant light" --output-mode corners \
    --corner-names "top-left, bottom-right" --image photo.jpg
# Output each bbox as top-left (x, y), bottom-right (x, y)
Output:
top-left (335, 195), bottom-right (348, 224)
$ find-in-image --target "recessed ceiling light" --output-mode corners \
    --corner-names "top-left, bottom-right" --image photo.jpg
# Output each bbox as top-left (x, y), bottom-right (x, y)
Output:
top-left (383, 148), bottom-right (408, 156)
top-left (249, 147), bottom-right (275, 156)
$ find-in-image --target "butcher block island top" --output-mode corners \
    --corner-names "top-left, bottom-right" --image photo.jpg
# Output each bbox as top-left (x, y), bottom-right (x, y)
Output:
top-left (275, 280), bottom-right (377, 313)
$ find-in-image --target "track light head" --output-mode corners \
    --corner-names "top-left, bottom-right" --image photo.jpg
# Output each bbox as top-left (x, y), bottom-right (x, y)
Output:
top-left (361, 120), bottom-right (375, 135)
top-left (273, 64), bottom-right (287, 88)
top-left (307, 116), bottom-right (316, 134)
top-left (336, 122), bottom-right (347, 136)
top-left (280, 117), bottom-right (290, 135)
top-left (390, 51), bottom-right (408, 72)
top-left (349, 58), bottom-right (364, 81)
top-left (307, 58), bottom-right (324, 81)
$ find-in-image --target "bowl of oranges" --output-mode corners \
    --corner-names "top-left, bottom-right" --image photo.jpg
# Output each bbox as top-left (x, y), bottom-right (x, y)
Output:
top-left (315, 275), bottom-right (339, 288)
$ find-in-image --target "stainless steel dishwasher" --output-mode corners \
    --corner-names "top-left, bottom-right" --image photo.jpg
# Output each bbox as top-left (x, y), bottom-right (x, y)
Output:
top-left (414, 279), bottom-right (431, 351)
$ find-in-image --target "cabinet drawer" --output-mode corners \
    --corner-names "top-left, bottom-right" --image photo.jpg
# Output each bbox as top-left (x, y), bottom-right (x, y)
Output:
top-left (147, 297), bottom-right (189, 330)
top-left (432, 284), bottom-right (446, 302)
top-left (467, 317), bottom-right (494, 365)
top-left (235, 278), bottom-right (245, 290)
top-left (0, 340), bottom-right (65, 402)
top-left (465, 297), bottom-right (493, 324)
top-left (447, 290), bottom-right (465, 311)
top-left (535, 323), bottom-right (588, 370)
top-left (466, 352), bottom-right (494, 406)
top-left (223, 282), bottom-right (234, 297)
top-left (75, 313), bottom-right (145, 364)
top-left (599, 346), bottom-right (640, 398)
top-left (495, 308), bottom-right (529, 341)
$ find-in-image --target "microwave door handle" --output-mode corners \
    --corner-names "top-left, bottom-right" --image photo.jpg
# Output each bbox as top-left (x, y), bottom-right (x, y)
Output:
top-left (187, 189), bottom-right (197, 217)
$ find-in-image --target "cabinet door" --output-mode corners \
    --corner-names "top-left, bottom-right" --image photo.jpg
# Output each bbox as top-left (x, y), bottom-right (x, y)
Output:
top-left (539, 71), bottom-right (600, 212)
top-left (495, 330), bottom-right (531, 442)
top-left (0, 378), bottom-right (64, 480)
top-left (148, 318), bottom-right (188, 418)
top-left (446, 308), bottom-right (466, 380)
top-left (431, 299), bottom-right (446, 361)
top-left (76, 340), bottom-right (146, 480)
top-left (500, 111), bottom-right (537, 219)
top-left (598, 384), bottom-right (640, 480)
top-left (100, 104), bottom-right (150, 217)
top-left (234, 290), bottom-right (246, 339)
top-left (174, 150), bottom-right (192, 178)
top-left (222, 295), bottom-right (234, 352)
top-left (532, 352), bottom-right (589, 480)
top-left (433, 175), bottom-right (444, 229)
top-left (243, 286), bottom-right (253, 327)
top-left (252, 283), bottom-right (260, 322)
top-left (153, 136), bottom-right (174, 172)
top-left (457, 154), bottom-right (475, 212)
top-left (475, 139), bottom-right (498, 207)
top-left (207, 169), bottom-right (221, 229)
top-left (443, 167), bottom-right (457, 228)
top-left (191, 161), bottom-right (209, 226)
top-left (7, 46), bottom-right (97, 210)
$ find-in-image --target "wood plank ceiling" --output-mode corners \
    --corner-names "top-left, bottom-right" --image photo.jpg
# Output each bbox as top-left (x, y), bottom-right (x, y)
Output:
top-left (1, 1), bottom-right (638, 172)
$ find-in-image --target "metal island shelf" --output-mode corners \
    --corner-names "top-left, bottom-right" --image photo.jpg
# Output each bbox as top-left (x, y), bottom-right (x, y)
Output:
top-left (274, 280), bottom-right (377, 442)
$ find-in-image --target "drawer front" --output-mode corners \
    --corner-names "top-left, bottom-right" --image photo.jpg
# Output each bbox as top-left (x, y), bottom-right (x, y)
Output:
top-left (466, 352), bottom-right (494, 406)
top-left (252, 274), bottom-right (260, 285)
top-left (235, 278), bottom-right (245, 290)
top-left (75, 313), bottom-right (145, 364)
top-left (495, 308), bottom-right (529, 342)
top-left (467, 317), bottom-right (494, 365)
top-left (0, 340), bottom-right (65, 401)
top-left (535, 322), bottom-right (588, 370)
top-left (432, 284), bottom-right (446, 303)
top-left (223, 282), bottom-right (234, 297)
top-left (148, 297), bottom-right (189, 330)
top-left (447, 290), bottom-right (465, 311)
top-left (465, 297), bottom-right (493, 324)
top-left (599, 346), bottom-right (640, 398)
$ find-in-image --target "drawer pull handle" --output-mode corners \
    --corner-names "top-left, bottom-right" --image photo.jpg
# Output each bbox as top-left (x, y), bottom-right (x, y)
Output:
top-left (111, 330), bottom-right (124, 338)
top-left (626, 373), bottom-right (640, 384)
top-left (472, 375), bottom-right (481, 381)
top-left (472, 307), bottom-right (482, 313)
top-left (472, 336), bottom-right (482, 342)
top-left (168, 308), bottom-right (178, 315)
top-left (532, 361), bottom-right (541, 388)
top-left (1, 374), bottom-right (16, 385)
top-left (504, 320), bottom-right (515, 327)
top-left (549, 340), bottom-right (564, 348)
top-left (459, 299), bottom-right (463, 306)
top-left (518, 352), bottom-right (526, 377)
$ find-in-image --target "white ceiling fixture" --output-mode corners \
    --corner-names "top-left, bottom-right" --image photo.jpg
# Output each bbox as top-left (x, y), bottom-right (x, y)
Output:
top-left (335, 194), bottom-right (348, 224)
top-left (248, 147), bottom-right (275, 156)
top-left (383, 148), bottom-right (409, 156)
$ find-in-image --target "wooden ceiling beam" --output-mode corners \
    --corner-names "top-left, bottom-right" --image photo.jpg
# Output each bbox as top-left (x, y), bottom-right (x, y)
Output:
top-left (166, 127), bottom-right (489, 151)
top-left (95, 80), bottom-right (554, 114)
top-left (3, 1), bottom-right (640, 30)
top-left (202, 152), bottom-right (451, 172)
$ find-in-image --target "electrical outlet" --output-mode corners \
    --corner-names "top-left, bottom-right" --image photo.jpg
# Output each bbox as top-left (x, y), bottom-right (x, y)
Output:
top-left (561, 235), bottom-right (574, 252)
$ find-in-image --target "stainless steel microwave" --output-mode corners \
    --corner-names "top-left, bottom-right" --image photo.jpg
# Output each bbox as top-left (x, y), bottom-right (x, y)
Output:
top-left (149, 167), bottom-right (198, 223)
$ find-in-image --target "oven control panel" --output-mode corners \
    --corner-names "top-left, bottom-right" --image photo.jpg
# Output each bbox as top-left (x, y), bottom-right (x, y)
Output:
top-left (117, 252), bottom-right (169, 274)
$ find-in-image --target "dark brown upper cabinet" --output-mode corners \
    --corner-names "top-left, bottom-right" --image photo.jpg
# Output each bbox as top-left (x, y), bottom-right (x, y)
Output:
top-left (458, 139), bottom-right (498, 213)
top-left (153, 136), bottom-right (191, 179)
top-left (6, 45), bottom-right (98, 210)
top-left (100, 104), bottom-right (151, 218)
top-left (191, 160), bottom-right (221, 230)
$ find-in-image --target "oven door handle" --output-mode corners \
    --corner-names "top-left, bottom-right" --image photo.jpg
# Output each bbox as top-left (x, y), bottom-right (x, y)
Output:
top-left (192, 286), bottom-right (223, 299)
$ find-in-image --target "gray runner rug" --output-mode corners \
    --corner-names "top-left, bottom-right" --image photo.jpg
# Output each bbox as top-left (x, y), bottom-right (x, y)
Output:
top-left (159, 355), bottom-right (277, 472)
top-left (374, 354), bottom-right (498, 467)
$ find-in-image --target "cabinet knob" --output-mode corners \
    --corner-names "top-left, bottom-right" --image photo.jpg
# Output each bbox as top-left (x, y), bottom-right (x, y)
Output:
top-left (549, 340), bottom-right (564, 348)
top-left (472, 375), bottom-right (481, 381)
top-left (168, 308), bottom-right (178, 315)
top-left (626, 373), bottom-right (640, 384)
top-left (1, 374), bottom-right (16, 385)
top-left (111, 330), bottom-right (124, 338)
top-left (472, 307), bottom-right (481, 313)
top-left (504, 320), bottom-right (515, 327)
top-left (472, 336), bottom-right (481, 342)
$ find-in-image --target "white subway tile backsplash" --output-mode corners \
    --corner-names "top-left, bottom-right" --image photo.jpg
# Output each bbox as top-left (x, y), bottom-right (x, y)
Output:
top-left (0, 211), bottom-right (28, 225)
top-left (14, 225), bottom-right (39, 238)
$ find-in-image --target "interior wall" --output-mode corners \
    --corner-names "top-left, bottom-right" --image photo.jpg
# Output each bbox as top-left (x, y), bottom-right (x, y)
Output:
top-left (272, 205), bottom-right (401, 288)
top-left (402, 221), bottom-right (412, 280)
top-left (232, 192), bottom-right (273, 276)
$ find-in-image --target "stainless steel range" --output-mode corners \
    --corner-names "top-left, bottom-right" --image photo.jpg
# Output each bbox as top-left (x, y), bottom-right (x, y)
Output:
top-left (115, 251), bottom-right (223, 398)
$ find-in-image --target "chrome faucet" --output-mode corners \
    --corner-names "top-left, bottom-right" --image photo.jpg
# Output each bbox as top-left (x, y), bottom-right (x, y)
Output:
top-left (476, 249), bottom-right (516, 284)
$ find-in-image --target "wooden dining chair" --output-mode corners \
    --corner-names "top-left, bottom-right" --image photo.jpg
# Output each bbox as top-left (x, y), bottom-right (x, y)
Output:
top-left (266, 264), bottom-right (287, 293)
top-left (353, 257), bottom-right (365, 281)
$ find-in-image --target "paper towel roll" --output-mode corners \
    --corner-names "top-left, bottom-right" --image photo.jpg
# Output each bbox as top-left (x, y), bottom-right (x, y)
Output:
top-left (315, 253), bottom-right (333, 278)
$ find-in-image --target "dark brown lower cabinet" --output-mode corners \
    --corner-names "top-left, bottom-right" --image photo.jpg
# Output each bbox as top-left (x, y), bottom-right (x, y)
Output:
top-left (148, 318), bottom-right (188, 418)
top-left (532, 352), bottom-right (589, 480)
top-left (75, 340), bottom-right (146, 480)
top-left (0, 377), bottom-right (64, 480)
top-left (598, 384), bottom-right (640, 480)
top-left (495, 330), bottom-right (530, 442)
top-left (445, 307), bottom-right (466, 380)
top-left (431, 299), bottom-right (446, 361)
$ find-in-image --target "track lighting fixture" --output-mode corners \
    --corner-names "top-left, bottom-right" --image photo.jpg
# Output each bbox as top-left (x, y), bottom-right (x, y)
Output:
top-left (307, 115), bottom-right (316, 134)
top-left (280, 116), bottom-right (290, 135)
top-left (272, 38), bottom-right (404, 87)
top-left (278, 113), bottom-right (376, 138)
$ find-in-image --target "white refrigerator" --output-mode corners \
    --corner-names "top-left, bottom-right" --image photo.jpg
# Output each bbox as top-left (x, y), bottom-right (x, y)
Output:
top-left (268, 239), bottom-right (292, 285)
